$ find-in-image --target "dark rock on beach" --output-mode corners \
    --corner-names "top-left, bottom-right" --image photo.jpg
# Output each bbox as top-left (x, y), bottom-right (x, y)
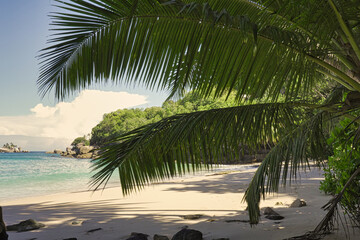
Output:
top-left (224, 219), bottom-right (250, 223)
top-left (172, 227), bottom-right (203, 240)
top-left (263, 207), bottom-right (278, 216)
top-left (6, 219), bottom-right (45, 232)
top-left (263, 207), bottom-right (284, 220)
top-left (0, 231), bottom-right (8, 240)
top-left (86, 228), bottom-right (102, 233)
top-left (182, 214), bottom-right (203, 220)
top-left (290, 198), bottom-right (307, 208)
top-left (265, 215), bottom-right (284, 220)
top-left (154, 234), bottom-right (170, 240)
top-left (0, 207), bottom-right (8, 240)
top-left (71, 220), bottom-right (83, 225)
top-left (126, 232), bottom-right (149, 240)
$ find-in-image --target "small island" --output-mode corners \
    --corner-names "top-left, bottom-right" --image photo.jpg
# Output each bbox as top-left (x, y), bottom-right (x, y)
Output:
top-left (0, 143), bottom-right (29, 153)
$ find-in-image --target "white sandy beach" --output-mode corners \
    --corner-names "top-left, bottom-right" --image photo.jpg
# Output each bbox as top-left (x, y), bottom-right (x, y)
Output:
top-left (1, 164), bottom-right (358, 240)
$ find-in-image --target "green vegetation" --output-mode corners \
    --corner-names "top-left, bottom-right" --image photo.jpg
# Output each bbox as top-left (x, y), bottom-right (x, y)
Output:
top-left (39, 0), bottom-right (360, 237)
top-left (320, 117), bottom-right (360, 222)
top-left (71, 136), bottom-right (90, 147)
top-left (2, 143), bottom-right (17, 149)
top-left (91, 92), bottom-right (238, 146)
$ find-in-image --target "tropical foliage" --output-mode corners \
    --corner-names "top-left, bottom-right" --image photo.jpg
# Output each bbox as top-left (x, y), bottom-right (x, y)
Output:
top-left (39, 0), bottom-right (360, 238)
top-left (320, 117), bottom-right (360, 224)
top-left (2, 143), bottom-right (17, 149)
top-left (90, 91), bottom-right (238, 146)
top-left (71, 136), bottom-right (90, 146)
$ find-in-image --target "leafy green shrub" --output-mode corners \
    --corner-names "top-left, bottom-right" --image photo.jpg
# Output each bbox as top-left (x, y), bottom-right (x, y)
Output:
top-left (320, 118), bottom-right (360, 221)
top-left (71, 136), bottom-right (90, 146)
top-left (2, 142), bottom-right (17, 149)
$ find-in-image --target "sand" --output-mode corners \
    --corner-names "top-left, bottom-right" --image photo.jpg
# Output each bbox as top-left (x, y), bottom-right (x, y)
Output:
top-left (1, 164), bottom-right (359, 240)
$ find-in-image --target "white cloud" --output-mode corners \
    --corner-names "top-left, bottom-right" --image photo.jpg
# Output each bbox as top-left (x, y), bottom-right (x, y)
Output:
top-left (0, 90), bottom-right (147, 149)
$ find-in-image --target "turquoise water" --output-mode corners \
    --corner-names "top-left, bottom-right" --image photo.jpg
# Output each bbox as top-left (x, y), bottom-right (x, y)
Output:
top-left (0, 152), bottom-right (106, 201)
top-left (0, 152), bottom-right (257, 202)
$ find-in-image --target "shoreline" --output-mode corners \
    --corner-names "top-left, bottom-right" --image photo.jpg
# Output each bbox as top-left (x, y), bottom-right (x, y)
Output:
top-left (0, 162), bottom-right (259, 203)
top-left (2, 165), bottom-right (358, 240)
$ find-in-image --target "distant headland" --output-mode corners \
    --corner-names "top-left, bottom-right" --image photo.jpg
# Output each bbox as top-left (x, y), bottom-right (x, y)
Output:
top-left (0, 143), bottom-right (29, 153)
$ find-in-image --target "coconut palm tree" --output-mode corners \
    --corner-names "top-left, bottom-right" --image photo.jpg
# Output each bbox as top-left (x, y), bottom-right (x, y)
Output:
top-left (39, 0), bottom-right (360, 237)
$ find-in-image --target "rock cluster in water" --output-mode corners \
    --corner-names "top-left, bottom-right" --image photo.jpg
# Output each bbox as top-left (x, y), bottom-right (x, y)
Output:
top-left (0, 147), bottom-right (28, 153)
top-left (46, 143), bottom-right (99, 159)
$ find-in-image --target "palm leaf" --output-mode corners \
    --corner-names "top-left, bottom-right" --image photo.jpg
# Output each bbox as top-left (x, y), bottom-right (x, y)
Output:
top-left (91, 101), bottom-right (316, 195)
top-left (38, 0), bottom-right (360, 102)
top-left (244, 109), bottom-right (333, 223)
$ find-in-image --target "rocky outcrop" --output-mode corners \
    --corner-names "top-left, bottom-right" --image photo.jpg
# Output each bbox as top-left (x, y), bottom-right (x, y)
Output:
top-left (47, 143), bottom-right (99, 159)
top-left (54, 149), bottom-right (63, 154)
top-left (79, 146), bottom-right (94, 154)
top-left (0, 147), bottom-right (28, 153)
top-left (46, 149), bottom-right (63, 154)
top-left (76, 152), bottom-right (93, 159)
top-left (0, 148), bottom-right (11, 153)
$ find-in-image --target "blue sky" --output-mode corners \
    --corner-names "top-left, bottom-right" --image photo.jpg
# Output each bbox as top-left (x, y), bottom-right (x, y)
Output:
top-left (0, 0), bottom-right (168, 116)
top-left (0, 0), bottom-right (168, 149)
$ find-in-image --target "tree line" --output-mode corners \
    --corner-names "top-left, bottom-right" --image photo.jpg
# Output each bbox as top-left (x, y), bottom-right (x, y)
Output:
top-left (90, 92), bottom-right (239, 147)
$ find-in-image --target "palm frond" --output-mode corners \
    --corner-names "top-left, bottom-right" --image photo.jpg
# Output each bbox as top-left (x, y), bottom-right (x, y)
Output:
top-left (91, 101), bottom-right (310, 194)
top-left (244, 107), bottom-right (335, 224)
top-left (39, 0), bottom-right (360, 102)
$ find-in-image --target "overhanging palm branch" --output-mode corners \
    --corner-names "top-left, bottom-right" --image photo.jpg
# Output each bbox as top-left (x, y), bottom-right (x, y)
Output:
top-left (91, 101), bottom-right (305, 193)
top-left (244, 108), bottom-right (334, 224)
top-left (92, 98), bottom-right (352, 225)
top-left (38, 0), bottom-right (360, 102)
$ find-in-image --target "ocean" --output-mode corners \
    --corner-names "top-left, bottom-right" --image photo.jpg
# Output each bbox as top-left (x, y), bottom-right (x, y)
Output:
top-left (0, 152), bottom-right (100, 201)
top-left (0, 152), bottom-right (258, 202)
